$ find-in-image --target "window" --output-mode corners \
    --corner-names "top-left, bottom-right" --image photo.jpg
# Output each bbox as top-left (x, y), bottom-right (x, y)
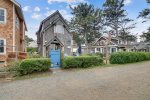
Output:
top-left (97, 48), bottom-right (100, 51)
top-left (16, 16), bottom-right (19, 28)
top-left (54, 25), bottom-right (64, 34)
top-left (111, 48), bottom-right (117, 53)
top-left (0, 39), bottom-right (6, 54)
top-left (0, 8), bottom-right (6, 23)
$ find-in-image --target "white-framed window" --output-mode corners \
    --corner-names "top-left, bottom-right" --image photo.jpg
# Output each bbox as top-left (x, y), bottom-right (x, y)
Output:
top-left (97, 48), bottom-right (101, 51)
top-left (15, 16), bottom-right (20, 28)
top-left (111, 47), bottom-right (117, 53)
top-left (54, 25), bottom-right (64, 34)
top-left (0, 38), bottom-right (6, 55)
top-left (0, 8), bottom-right (6, 23)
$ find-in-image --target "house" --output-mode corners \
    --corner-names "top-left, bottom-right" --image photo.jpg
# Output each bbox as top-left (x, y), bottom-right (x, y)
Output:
top-left (27, 41), bottom-right (38, 48)
top-left (36, 11), bottom-right (73, 57)
top-left (131, 42), bottom-right (150, 52)
top-left (91, 34), bottom-right (136, 57)
top-left (0, 0), bottom-right (27, 66)
top-left (91, 36), bottom-right (119, 56)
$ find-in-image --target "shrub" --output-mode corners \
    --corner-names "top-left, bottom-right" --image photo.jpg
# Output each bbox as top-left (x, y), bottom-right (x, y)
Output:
top-left (27, 47), bottom-right (37, 53)
top-left (7, 61), bottom-right (21, 76)
top-left (19, 58), bottom-right (51, 75)
top-left (110, 52), bottom-right (150, 64)
top-left (81, 52), bottom-right (103, 57)
top-left (27, 53), bottom-right (42, 58)
top-left (62, 56), bottom-right (103, 69)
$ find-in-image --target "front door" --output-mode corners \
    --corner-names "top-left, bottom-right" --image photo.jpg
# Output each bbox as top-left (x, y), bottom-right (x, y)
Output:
top-left (49, 49), bottom-right (61, 68)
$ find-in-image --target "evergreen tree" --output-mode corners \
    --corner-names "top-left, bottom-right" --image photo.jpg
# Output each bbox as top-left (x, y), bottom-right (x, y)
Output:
top-left (139, 0), bottom-right (150, 19)
top-left (141, 27), bottom-right (150, 42)
top-left (70, 3), bottom-right (104, 46)
top-left (103, 0), bottom-right (126, 37)
top-left (25, 35), bottom-right (34, 46)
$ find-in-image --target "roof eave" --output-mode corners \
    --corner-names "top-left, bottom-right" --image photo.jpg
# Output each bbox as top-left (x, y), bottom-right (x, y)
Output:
top-left (11, 0), bottom-right (28, 31)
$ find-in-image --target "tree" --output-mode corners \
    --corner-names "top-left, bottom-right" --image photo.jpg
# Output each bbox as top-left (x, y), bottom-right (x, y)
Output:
top-left (70, 3), bottom-right (104, 47)
top-left (139, 0), bottom-right (150, 19)
top-left (25, 35), bottom-right (34, 46)
top-left (119, 18), bottom-right (137, 43)
top-left (141, 27), bottom-right (150, 42)
top-left (139, 0), bottom-right (150, 42)
top-left (103, 0), bottom-right (127, 37)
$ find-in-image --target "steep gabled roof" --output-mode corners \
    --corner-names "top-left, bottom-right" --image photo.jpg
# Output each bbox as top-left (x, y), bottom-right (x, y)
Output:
top-left (46, 36), bottom-right (64, 47)
top-left (37, 10), bottom-right (69, 34)
top-left (10, 0), bottom-right (27, 31)
top-left (93, 36), bottom-right (117, 46)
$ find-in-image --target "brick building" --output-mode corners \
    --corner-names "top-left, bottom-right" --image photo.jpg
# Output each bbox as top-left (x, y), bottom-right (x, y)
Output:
top-left (0, 0), bottom-right (27, 66)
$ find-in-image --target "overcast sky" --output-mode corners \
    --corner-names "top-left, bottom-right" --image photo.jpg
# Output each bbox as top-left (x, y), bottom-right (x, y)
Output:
top-left (17, 0), bottom-right (150, 40)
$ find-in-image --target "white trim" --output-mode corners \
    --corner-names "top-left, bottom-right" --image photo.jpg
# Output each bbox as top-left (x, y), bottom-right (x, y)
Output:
top-left (110, 47), bottom-right (117, 54)
top-left (13, 4), bottom-right (15, 52)
top-left (10, 0), bottom-right (21, 7)
top-left (0, 8), bottom-right (7, 24)
top-left (0, 38), bottom-right (6, 55)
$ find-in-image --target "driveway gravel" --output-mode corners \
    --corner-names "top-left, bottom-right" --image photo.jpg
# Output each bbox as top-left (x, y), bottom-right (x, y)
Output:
top-left (0, 62), bottom-right (150, 100)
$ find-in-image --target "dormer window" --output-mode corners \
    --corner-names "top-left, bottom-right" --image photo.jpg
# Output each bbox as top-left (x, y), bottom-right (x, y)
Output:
top-left (0, 8), bottom-right (6, 23)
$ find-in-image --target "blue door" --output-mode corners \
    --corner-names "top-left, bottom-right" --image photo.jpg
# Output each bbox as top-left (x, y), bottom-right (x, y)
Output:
top-left (49, 49), bottom-right (61, 68)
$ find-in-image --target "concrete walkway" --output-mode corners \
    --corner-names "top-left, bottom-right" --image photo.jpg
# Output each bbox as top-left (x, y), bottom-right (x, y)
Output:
top-left (0, 62), bottom-right (150, 100)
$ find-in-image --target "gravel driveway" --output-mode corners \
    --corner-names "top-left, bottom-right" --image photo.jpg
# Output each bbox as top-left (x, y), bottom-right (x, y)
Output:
top-left (0, 62), bottom-right (150, 100)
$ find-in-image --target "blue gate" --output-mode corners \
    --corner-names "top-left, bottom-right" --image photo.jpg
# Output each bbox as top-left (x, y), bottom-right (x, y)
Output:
top-left (49, 49), bottom-right (61, 68)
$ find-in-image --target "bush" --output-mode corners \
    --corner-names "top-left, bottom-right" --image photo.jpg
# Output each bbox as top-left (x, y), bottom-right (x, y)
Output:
top-left (7, 61), bottom-right (21, 76)
top-left (62, 56), bottom-right (103, 69)
top-left (27, 53), bottom-right (42, 58)
top-left (110, 52), bottom-right (150, 64)
top-left (81, 52), bottom-right (103, 57)
top-left (19, 58), bottom-right (51, 75)
top-left (27, 47), bottom-right (37, 53)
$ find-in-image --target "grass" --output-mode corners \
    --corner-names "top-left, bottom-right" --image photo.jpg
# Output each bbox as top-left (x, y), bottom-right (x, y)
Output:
top-left (14, 70), bottom-right (52, 80)
top-left (7, 60), bottom-right (150, 81)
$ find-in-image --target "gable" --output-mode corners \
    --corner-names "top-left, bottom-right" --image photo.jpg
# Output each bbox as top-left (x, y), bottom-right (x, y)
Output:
top-left (46, 36), bottom-right (64, 47)
top-left (39, 11), bottom-right (69, 32)
top-left (93, 36), bottom-right (117, 46)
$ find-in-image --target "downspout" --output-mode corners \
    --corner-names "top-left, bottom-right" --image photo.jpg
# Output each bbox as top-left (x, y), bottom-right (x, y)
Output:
top-left (13, 4), bottom-right (15, 52)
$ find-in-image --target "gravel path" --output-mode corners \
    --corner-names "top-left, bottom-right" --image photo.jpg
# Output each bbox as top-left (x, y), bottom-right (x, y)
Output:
top-left (0, 62), bottom-right (150, 100)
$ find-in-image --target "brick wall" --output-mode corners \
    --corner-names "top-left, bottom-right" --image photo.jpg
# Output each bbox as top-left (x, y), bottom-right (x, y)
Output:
top-left (0, 0), bottom-right (13, 64)
top-left (0, 0), bottom-right (26, 66)
top-left (15, 12), bottom-right (25, 52)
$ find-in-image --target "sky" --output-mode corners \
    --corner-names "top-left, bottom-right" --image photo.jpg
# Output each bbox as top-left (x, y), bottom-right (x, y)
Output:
top-left (17, 0), bottom-right (150, 40)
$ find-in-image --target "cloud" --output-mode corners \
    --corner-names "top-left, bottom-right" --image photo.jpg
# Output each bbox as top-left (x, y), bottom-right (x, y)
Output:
top-left (45, 9), bottom-right (73, 21)
top-left (31, 13), bottom-right (42, 20)
top-left (45, 7), bottom-right (50, 10)
top-left (48, 0), bottom-right (87, 4)
top-left (34, 7), bottom-right (41, 12)
top-left (22, 6), bottom-right (31, 12)
top-left (124, 0), bottom-right (132, 5)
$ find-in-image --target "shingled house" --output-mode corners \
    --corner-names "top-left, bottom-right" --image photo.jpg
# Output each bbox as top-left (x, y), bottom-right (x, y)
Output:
top-left (36, 11), bottom-right (73, 57)
top-left (0, 0), bottom-right (27, 66)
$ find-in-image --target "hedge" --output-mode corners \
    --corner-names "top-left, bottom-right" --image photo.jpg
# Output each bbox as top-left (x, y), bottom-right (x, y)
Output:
top-left (62, 56), bottom-right (103, 69)
top-left (19, 58), bottom-right (51, 75)
top-left (81, 52), bottom-right (103, 57)
top-left (110, 52), bottom-right (150, 64)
